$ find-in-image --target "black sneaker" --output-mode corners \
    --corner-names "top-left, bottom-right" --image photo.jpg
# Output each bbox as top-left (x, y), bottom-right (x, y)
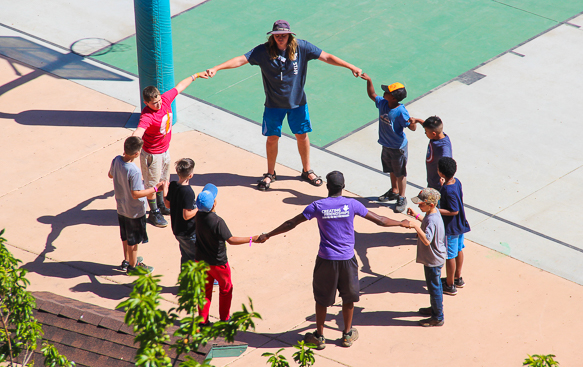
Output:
top-left (127, 261), bottom-right (154, 275)
top-left (157, 203), bottom-right (171, 215)
top-left (341, 328), bottom-right (359, 347)
top-left (378, 190), bottom-right (399, 202)
top-left (304, 331), bottom-right (325, 350)
top-left (454, 277), bottom-right (465, 288)
top-left (442, 282), bottom-right (458, 296)
top-left (120, 256), bottom-right (143, 271)
top-left (418, 307), bottom-right (432, 316)
top-left (394, 196), bottom-right (407, 213)
top-left (419, 317), bottom-right (444, 327)
top-left (148, 210), bottom-right (168, 228)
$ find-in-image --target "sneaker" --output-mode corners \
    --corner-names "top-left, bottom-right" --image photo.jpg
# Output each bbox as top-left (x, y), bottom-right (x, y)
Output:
top-left (304, 331), bottom-right (325, 350)
top-left (147, 210), bottom-right (168, 228)
top-left (127, 261), bottom-right (154, 275)
top-left (394, 196), bottom-right (407, 213)
top-left (418, 307), bottom-right (432, 316)
top-left (442, 282), bottom-right (458, 296)
top-left (419, 317), bottom-right (444, 327)
top-left (454, 277), bottom-right (465, 288)
top-left (378, 190), bottom-right (399, 202)
top-left (120, 256), bottom-right (143, 271)
top-left (158, 205), bottom-right (171, 216)
top-left (341, 328), bottom-right (359, 348)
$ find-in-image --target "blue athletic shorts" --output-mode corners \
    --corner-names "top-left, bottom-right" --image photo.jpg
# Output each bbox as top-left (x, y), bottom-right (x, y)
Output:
top-left (262, 105), bottom-right (312, 137)
top-left (446, 233), bottom-right (465, 260)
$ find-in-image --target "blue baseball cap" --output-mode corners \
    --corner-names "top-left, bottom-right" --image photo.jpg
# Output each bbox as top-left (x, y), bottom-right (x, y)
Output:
top-left (196, 183), bottom-right (218, 212)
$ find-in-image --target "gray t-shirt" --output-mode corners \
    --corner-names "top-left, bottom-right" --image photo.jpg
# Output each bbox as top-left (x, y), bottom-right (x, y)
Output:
top-left (109, 155), bottom-right (147, 218)
top-left (416, 211), bottom-right (446, 267)
top-left (245, 39), bottom-right (322, 109)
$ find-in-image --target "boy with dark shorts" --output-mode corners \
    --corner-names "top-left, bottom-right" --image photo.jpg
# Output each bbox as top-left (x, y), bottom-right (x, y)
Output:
top-left (194, 184), bottom-right (261, 325)
top-left (164, 158), bottom-right (198, 267)
top-left (437, 157), bottom-right (470, 295)
top-left (258, 171), bottom-right (408, 349)
top-left (406, 188), bottom-right (446, 326)
top-left (108, 136), bottom-right (161, 274)
top-left (422, 116), bottom-right (452, 190)
top-left (361, 73), bottom-right (424, 213)
top-left (133, 72), bottom-right (207, 228)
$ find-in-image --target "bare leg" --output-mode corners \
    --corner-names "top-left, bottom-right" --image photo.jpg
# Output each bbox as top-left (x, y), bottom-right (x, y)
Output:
top-left (264, 135), bottom-right (279, 184)
top-left (122, 240), bottom-right (129, 262)
top-left (126, 243), bottom-right (138, 267)
top-left (396, 175), bottom-right (407, 197)
top-left (296, 133), bottom-right (320, 182)
top-left (315, 302), bottom-right (327, 336)
top-left (389, 173), bottom-right (398, 194)
top-left (445, 258), bottom-right (456, 286)
top-left (342, 302), bottom-right (354, 333)
top-left (455, 250), bottom-right (464, 279)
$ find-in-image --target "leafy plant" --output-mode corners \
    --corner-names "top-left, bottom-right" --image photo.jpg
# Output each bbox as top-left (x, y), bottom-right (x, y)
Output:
top-left (0, 229), bottom-right (73, 366)
top-left (118, 260), bottom-right (261, 367)
top-left (263, 341), bottom-right (316, 367)
top-left (523, 354), bottom-right (559, 367)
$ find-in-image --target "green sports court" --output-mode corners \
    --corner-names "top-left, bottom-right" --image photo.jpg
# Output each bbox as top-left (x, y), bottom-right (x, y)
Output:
top-left (94, 0), bottom-right (582, 146)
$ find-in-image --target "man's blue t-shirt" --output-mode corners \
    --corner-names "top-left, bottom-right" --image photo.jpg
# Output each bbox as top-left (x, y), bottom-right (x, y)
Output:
top-left (426, 135), bottom-right (453, 189)
top-left (245, 39), bottom-right (322, 109)
top-left (439, 178), bottom-right (471, 236)
top-left (374, 96), bottom-right (410, 149)
top-left (302, 196), bottom-right (368, 261)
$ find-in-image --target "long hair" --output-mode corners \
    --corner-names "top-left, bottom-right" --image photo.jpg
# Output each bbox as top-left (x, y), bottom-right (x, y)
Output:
top-left (267, 34), bottom-right (298, 61)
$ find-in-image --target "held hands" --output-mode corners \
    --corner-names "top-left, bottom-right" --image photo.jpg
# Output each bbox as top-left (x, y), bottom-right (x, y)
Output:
top-left (256, 233), bottom-right (269, 243)
top-left (206, 68), bottom-right (218, 78)
top-left (400, 219), bottom-right (411, 228)
top-left (360, 72), bottom-right (371, 81)
top-left (155, 181), bottom-right (165, 191)
top-left (351, 67), bottom-right (363, 78)
top-left (195, 71), bottom-right (210, 79)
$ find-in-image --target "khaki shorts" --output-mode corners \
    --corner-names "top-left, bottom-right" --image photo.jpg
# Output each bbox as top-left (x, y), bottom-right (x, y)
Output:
top-left (140, 149), bottom-right (170, 189)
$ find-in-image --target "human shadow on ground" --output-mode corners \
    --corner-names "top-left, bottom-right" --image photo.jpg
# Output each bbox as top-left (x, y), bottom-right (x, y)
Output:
top-left (359, 275), bottom-right (427, 295)
top-left (354, 231), bottom-right (417, 276)
top-left (22, 259), bottom-right (132, 300)
top-left (0, 110), bottom-right (132, 128)
top-left (36, 190), bottom-right (117, 257)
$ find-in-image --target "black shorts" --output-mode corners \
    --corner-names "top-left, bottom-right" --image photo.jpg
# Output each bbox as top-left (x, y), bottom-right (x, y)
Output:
top-left (313, 255), bottom-right (360, 307)
top-left (381, 145), bottom-right (408, 177)
top-left (118, 214), bottom-right (148, 246)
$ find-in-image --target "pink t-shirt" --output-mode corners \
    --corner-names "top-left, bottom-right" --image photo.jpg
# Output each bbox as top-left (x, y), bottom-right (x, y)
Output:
top-left (138, 88), bottom-right (178, 154)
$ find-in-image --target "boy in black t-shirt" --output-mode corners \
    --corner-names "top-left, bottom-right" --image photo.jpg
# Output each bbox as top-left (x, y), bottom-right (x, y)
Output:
top-left (164, 158), bottom-right (198, 266)
top-left (194, 183), bottom-right (261, 324)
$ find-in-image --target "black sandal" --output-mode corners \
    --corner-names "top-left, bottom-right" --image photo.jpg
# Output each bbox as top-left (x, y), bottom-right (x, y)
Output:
top-left (301, 169), bottom-right (323, 187)
top-left (257, 171), bottom-right (276, 191)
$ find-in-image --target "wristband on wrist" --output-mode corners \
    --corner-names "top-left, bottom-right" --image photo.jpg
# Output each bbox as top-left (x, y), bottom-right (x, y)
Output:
top-left (249, 236), bottom-right (252, 247)
top-left (415, 214), bottom-right (420, 220)
top-left (153, 186), bottom-right (158, 192)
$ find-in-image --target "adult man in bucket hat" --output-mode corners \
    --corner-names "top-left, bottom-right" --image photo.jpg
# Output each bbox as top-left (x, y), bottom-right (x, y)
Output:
top-left (206, 20), bottom-right (362, 191)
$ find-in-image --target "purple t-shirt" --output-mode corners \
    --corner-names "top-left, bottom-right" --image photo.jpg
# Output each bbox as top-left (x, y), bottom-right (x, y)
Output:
top-left (302, 196), bottom-right (368, 260)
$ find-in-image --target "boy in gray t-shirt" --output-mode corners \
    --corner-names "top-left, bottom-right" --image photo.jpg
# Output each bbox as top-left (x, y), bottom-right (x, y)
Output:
top-left (109, 136), bottom-right (162, 274)
top-left (406, 188), bottom-right (446, 327)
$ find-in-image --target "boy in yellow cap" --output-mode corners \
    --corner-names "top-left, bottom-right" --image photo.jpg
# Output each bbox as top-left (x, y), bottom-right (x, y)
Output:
top-left (361, 74), bottom-right (423, 213)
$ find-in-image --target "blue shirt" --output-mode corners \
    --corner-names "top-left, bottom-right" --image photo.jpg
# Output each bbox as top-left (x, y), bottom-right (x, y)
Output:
top-left (303, 196), bottom-right (368, 261)
top-left (426, 135), bottom-right (453, 189)
top-left (439, 178), bottom-right (471, 236)
top-left (245, 39), bottom-right (322, 109)
top-left (374, 96), bottom-right (410, 149)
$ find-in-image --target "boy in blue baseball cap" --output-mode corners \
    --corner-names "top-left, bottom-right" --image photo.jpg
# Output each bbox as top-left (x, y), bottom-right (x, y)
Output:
top-left (194, 183), bottom-right (262, 325)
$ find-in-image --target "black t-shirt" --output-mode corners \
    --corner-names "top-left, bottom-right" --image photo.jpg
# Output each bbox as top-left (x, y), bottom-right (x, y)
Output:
top-left (194, 211), bottom-right (232, 266)
top-left (166, 181), bottom-right (196, 237)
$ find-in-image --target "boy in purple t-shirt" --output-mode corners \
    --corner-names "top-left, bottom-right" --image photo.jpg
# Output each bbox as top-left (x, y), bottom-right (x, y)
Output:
top-left (422, 116), bottom-right (452, 190)
top-left (258, 171), bottom-right (408, 349)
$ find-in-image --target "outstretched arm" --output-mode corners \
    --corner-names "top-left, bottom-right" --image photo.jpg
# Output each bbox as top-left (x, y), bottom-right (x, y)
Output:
top-left (207, 55), bottom-right (249, 78)
top-left (360, 73), bottom-right (377, 102)
top-left (175, 72), bottom-right (208, 94)
top-left (407, 117), bottom-right (423, 131)
top-left (318, 51), bottom-right (362, 77)
top-left (257, 213), bottom-right (308, 242)
top-left (364, 210), bottom-right (409, 227)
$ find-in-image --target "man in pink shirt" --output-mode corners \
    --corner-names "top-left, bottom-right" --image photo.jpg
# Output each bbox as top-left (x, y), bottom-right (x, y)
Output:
top-left (133, 72), bottom-right (207, 227)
